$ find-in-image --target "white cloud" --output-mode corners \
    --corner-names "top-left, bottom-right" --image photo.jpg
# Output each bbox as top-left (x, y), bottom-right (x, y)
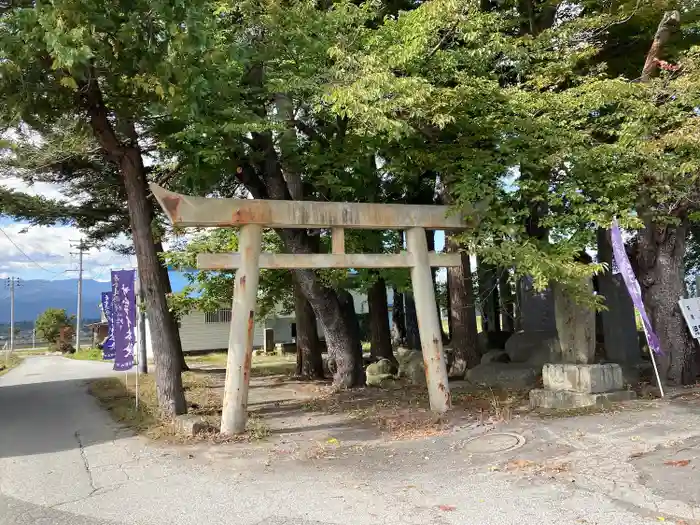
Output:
top-left (2, 176), bottom-right (73, 202)
top-left (0, 174), bottom-right (135, 281)
top-left (0, 222), bottom-right (133, 282)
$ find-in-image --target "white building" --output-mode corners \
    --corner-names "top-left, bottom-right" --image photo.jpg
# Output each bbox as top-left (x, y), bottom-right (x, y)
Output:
top-left (140, 289), bottom-right (390, 358)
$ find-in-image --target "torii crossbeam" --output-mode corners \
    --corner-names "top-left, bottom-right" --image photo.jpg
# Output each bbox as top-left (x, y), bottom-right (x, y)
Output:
top-left (151, 184), bottom-right (473, 435)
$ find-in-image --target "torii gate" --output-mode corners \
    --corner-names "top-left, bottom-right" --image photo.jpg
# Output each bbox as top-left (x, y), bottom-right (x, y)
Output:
top-left (150, 184), bottom-right (471, 435)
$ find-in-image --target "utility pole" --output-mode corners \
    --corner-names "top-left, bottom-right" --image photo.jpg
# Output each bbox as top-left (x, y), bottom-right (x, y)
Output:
top-left (70, 240), bottom-right (87, 351)
top-left (5, 277), bottom-right (18, 364)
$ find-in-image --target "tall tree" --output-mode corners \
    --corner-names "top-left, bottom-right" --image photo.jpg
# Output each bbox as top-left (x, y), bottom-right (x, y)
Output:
top-left (0, 0), bottom-right (191, 414)
top-left (368, 276), bottom-right (394, 362)
top-left (0, 131), bottom-right (190, 373)
top-left (447, 238), bottom-right (480, 376)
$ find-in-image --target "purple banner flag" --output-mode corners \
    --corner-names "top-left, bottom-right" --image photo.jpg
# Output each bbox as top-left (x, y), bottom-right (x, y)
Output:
top-left (111, 270), bottom-right (136, 371)
top-left (100, 292), bottom-right (115, 360)
top-left (610, 219), bottom-right (663, 355)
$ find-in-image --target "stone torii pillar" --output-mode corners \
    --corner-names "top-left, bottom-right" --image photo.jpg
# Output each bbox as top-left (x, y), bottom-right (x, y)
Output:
top-left (151, 184), bottom-right (474, 435)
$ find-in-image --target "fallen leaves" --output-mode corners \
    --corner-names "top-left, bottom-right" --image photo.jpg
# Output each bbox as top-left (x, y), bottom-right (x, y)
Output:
top-left (504, 458), bottom-right (571, 474)
top-left (664, 459), bottom-right (691, 467)
top-left (507, 459), bottom-right (535, 470)
top-left (438, 505), bottom-right (456, 512)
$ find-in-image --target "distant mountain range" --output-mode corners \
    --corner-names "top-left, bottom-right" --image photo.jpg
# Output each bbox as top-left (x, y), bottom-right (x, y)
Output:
top-left (0, 279), bottom-right (111, 323)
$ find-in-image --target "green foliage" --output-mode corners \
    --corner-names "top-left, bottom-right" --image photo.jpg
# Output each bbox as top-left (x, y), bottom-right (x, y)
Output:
top-left (164, 228), bottom-right (294, 319)
top-left (35, 308), bottom-right (72, 346)
top-left (2, 0), bottom-right (699, 312)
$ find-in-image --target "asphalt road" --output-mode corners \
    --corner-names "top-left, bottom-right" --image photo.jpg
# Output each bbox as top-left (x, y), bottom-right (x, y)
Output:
top-left (0, 356), bottom-right (685, 525)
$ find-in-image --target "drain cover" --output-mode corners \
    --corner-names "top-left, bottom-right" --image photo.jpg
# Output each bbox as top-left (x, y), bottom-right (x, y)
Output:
top-left (462, 432), bottom-right (526, 454)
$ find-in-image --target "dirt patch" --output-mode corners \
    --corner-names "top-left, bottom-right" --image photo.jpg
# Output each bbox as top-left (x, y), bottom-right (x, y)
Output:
top-left (296, 382), bottom-right (530, 441)
top-left (90, 358), bottom-right (535, 451)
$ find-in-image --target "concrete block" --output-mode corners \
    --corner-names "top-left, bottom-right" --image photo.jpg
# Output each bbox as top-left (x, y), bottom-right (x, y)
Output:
top-left (275, 342), bottom-right (296, 356)
top-left (529, 388), bottom-right (635, 409)
top-left (173, 415), bottom-right (212, 437)
top-left (543, 363), bottom-right (623, 393)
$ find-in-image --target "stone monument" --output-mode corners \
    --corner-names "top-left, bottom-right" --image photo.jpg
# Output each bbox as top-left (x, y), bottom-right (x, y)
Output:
top-left (518, 276), bottom-right (556, 332)
top-left (529, 280), bottom-right (636, 409)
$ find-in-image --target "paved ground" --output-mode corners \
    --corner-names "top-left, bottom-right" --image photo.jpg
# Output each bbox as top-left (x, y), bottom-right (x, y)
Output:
top-left (2, 356), bottom-right (700, 525)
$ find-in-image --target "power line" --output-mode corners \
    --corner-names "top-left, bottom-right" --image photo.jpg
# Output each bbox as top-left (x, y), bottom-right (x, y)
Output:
top-left (0, 226), bottom-right (64, 275)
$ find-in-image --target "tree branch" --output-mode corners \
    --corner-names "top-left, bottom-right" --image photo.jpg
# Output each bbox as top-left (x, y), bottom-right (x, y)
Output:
top-left (640, 10), bottom-right (680, 82)
top-left (76, 65), bottom-right (123, 157)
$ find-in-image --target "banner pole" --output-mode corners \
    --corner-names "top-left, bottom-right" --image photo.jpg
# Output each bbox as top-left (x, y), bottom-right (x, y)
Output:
top-left (134, 348), bottom-right (139, 410)
top-left (610, 219), bottom-right (666, 397)
top-left (641, 319), bottom-right (665, 397)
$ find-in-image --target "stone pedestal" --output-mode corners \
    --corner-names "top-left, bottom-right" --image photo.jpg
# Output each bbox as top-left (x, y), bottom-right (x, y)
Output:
top-left (530, 363), bottom-right (635, 409)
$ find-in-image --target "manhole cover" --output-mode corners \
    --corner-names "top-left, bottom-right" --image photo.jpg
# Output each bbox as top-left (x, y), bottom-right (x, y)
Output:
top-left (462, 432), bottom-right (526, 454)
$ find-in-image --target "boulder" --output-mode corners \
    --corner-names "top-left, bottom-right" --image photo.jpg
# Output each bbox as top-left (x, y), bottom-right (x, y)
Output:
top-left (366, 358), bottom-right (397, 387)
top-left (368, 358), bottom-right (397, 375)
top-left (466, 363), bottom-right (542, 390)
top-left (480, 349), bottom-right (511, 365)
top-left (504, 330), bottom-right (559, 366)
top-left (397, 349), bottom-right (426, 385)
top-left (396, 346), bottom-right (417, 363)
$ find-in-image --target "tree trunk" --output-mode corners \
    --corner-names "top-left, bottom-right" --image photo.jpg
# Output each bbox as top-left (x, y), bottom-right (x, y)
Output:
top-left (242, 136), bottom-right (364, 388)
top-left (81, 77), bottom-right (185, 417)
top-left (499, 269), bottom-right (515, 333)
top-left (404, 291), bottom-right (421, 350)
top-left (447, 238), bottom-right (480, 376)
top-left (446, 276), bottom-right (453, 342)
top-left (272, 231), bottom-right (361, 388)
top-left (636, 220), bottom-right (697, 385)
top-left (368, 277), bottom-right (394, 362)
top-left (391, 287), bottom-right (406, 346)
top-left (293, 279), bottom-right (324, 379)
top-left (641, 11), bottom-right (681, 81)
top-left (154, 240), bottom-right (188, 372)
top-left (426, 230), bottom-right (447, 342)
top-left (333, 288), bottom-right (365, 385)
top-left (121, 149), bottom-right (186, 415)
top-left (477, 257), bottom-right (500, 332)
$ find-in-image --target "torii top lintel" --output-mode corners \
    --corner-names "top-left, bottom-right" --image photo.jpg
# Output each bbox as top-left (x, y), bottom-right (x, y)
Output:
top-left (150, 184), bottom-right (473, 230)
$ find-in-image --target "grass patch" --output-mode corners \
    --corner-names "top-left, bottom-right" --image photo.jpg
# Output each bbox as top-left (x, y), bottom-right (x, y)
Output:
top-left (68, 347), bottom-right (104, 361)
top-left (0, 354), bottom-right (22, 376)
top-left (88, 374), bottom-right (161, 436)
top-left (88, 370), bottom-right (270, 442)
top-left (186, 352), bottom-right (297, 377)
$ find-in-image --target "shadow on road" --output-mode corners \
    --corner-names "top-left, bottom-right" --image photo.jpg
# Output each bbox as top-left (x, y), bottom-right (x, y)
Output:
top-left (0, 378), bottom-right (124, 459)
